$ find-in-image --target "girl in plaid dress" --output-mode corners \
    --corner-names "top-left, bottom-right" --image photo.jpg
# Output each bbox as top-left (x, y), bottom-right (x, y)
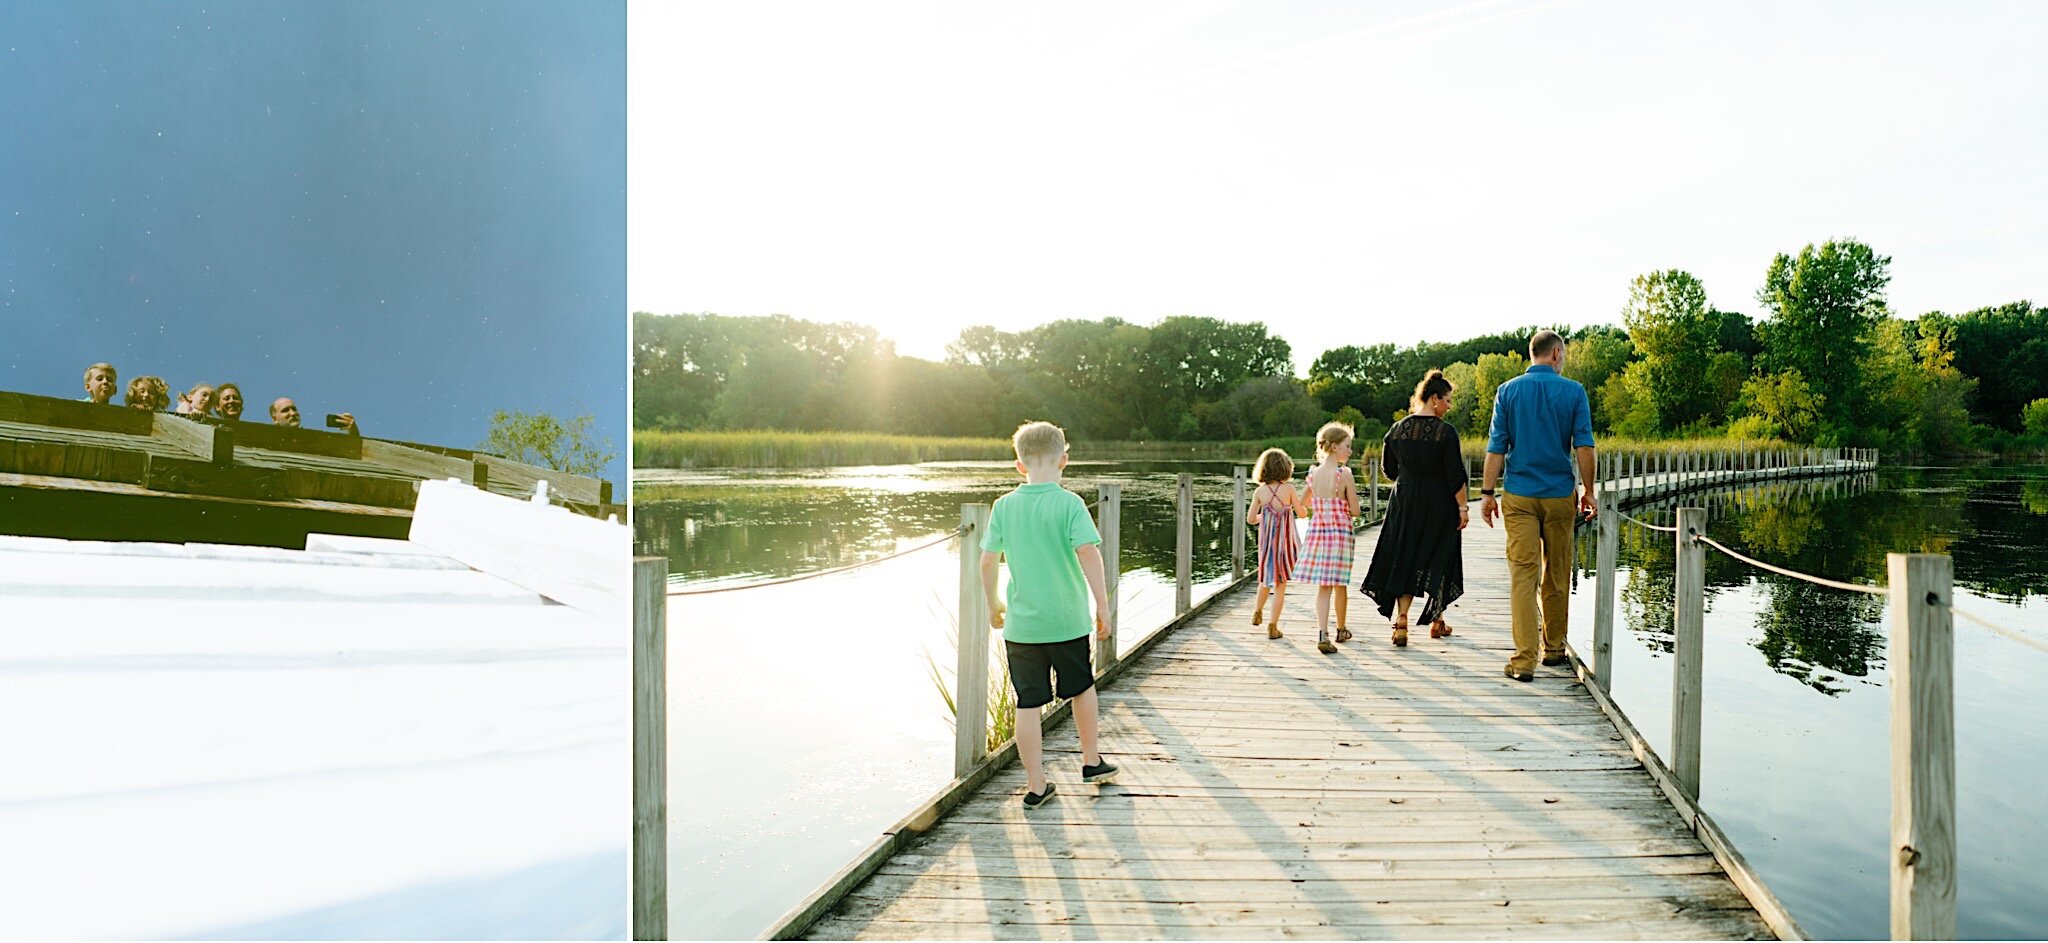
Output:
top-left (1295, 422), bottom-right (1359, 654)
top-left (1246, 447), bottom-right (1299, 639)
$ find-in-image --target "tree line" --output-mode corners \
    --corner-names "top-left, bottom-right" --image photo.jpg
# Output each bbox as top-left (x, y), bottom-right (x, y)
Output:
top-left (635, 238), bottom-right (2047, 454)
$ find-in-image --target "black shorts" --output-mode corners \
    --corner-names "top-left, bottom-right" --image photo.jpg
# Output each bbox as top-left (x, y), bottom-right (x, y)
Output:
top-left (1004, 636), bottom-right (1095, 710)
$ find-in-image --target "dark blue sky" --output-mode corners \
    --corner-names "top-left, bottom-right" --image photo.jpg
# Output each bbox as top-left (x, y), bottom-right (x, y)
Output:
top-left (1, 0), bottom-right (625, 484)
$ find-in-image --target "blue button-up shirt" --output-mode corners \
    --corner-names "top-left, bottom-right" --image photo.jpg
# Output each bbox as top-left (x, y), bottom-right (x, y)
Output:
top-left (1486, 364), bottom-right (1595, 500)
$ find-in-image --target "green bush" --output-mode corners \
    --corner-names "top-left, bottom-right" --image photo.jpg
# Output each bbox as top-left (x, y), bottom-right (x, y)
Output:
top-left (2024, 398), bottom-right (2048, 437)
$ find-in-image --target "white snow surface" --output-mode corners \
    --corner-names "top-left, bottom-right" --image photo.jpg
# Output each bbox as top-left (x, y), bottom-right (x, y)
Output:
top-left (0, 536), bottom-right (627, 940)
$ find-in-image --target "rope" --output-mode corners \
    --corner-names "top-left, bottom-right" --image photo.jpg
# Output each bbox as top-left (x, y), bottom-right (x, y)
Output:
top-left (1949, 603), bottom-right (2048, 656)
top-left (1616, 509), bottom-right (1678, 534)
top-left (670, 524), bottom-right (968, 596)
top-left (669, 492), bottom-right (1111, 596)
top-left (1694, 534), bottom-right (1887, 596)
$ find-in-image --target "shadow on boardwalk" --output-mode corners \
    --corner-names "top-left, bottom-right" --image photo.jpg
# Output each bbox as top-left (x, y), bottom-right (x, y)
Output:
top-left (803, 519), bottom-right (1775, 940)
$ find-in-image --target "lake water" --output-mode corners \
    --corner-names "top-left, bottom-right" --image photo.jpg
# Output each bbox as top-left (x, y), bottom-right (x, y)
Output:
top-left (641, 460), bottom-right (1258, 940)
top-left (645, 459), bottom-right (2048, 940)
top-left (1570, 463), bottom-right (2048, 940)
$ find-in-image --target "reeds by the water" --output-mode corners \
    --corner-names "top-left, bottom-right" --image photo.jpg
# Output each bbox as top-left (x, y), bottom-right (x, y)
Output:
top-left (636, 428), bottom-right (1795, 471)
top-left (926, 623), bottom-right (1015, 756)
top-left (635, 430), bottom-right (1014, 469)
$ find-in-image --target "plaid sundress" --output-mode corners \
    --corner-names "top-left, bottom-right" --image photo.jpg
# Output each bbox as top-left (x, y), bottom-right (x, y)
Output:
top-left (1256, 497), bottom-right (1299, 586)
top-left (1293, 494), bottom-right (1355, 586)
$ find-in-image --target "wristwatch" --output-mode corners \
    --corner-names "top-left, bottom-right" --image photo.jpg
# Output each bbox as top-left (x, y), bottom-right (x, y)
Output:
top-left (1480, 488), bottom-right (1496, 497)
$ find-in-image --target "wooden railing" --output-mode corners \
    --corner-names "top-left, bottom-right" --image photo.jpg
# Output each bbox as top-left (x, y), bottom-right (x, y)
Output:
top-left (1585, 447), bottom-right (1964, 940)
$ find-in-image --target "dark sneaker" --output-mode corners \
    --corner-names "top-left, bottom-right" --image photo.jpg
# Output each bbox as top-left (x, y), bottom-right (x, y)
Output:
top-left (1541, 654), bottom-right (1570, 667)
top-left (1022, 782), bottom-right (1057, 810)
top-left (1504, 665), bottom-right (1534, 683)
top-left (1082, 760), bottom-right (1119, 784)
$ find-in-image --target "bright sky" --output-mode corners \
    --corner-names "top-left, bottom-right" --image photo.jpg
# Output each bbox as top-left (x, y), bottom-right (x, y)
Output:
top-left (5, 1), bottom-right (626, 483)
top-left (630, 0), bottom-right (2046, 369)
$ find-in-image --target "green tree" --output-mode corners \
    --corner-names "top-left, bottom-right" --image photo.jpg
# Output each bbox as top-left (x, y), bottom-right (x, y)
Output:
top-left (1599, 361), bottom-right (1660, 438)
top-left (2023, 399), bottom-right (2048, 437)
top-left (1470, 352), bottom-right (1526, 437)
top-left (1946, 302), bottom-right (2048, 431)
top-left (483, 411), bottom-right (615, 476)
top-left (1738, 370), bottom-right (1826, 443)
top-left (1622, 269), bottom-right (1721, 430)
top-left (1755, 240), bottom-right (1892, 430)
top-left (1438, 361), bottom-right (1481, 431)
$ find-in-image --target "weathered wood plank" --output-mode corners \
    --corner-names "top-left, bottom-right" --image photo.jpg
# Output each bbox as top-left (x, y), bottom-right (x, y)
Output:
top-left (795, 500), bottom-right (1785, 941)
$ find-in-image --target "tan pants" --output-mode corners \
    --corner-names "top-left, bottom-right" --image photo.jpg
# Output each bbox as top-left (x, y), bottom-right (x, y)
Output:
top-left (1503, 492), bottom-right (1576, 674)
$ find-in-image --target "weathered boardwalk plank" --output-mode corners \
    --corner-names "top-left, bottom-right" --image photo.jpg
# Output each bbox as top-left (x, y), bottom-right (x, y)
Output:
top-left (798, 516), bottom-right (1778, 940)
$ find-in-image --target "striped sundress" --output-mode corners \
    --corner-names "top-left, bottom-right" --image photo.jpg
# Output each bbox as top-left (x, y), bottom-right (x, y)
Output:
top-left (1294, 493), bottom-right (1356, 587)
top-left (1256, 494), bottom-right (1299, 586)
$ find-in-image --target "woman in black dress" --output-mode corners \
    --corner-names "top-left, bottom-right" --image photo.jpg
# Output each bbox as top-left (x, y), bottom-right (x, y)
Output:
top-left (1360, 370), bottom-right (1469, 647)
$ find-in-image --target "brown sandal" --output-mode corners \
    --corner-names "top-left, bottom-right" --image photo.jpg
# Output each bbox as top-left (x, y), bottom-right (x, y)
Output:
top-left (1391, 620), bottom-right (1409, 647)
top-left (1268, 624), bottom-right (1283, 640)
top-left (1252, 608), bottom-right (1262, 626)
top-left (1430, 618), bottom-right (1453, 639)
top-left (1335, 626), bottom-right (1352, 643)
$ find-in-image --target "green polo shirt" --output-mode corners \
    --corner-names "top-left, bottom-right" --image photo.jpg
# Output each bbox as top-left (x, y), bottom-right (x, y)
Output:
top-left (980, 481), bottom-right (1101, 644)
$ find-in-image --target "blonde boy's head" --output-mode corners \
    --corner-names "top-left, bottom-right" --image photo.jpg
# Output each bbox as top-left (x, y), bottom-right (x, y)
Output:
top-left (1012, 420), bottom-right (1069, 474)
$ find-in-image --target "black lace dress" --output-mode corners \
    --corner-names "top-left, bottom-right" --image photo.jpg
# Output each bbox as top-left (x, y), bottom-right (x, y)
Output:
top-left (1360, 415), bottom-right (1467, 623)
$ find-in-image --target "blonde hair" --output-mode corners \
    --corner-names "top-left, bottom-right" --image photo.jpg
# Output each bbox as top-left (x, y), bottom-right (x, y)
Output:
top-left (1253, 448), bottom-right (1294, 484)
top-left (125, 375), bottom-right (169, 410)
top-left (1011, 420), bottom-right (1069, 466)
top-left (84, 362), bottom-right (117, 382)
top-left (1314, 421), bottom-right (1354, 460)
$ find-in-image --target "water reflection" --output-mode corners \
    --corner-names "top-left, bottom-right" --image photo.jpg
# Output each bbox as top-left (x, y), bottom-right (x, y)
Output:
top-left (1579, 465), bottom-right (2048, 696)
top-left (638, 461), bottom-right (1256, 588)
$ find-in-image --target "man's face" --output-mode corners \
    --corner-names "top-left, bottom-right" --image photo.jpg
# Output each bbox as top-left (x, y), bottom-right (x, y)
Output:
top-left (270, 397), bottom-right (300, 427)
top-left (85, 368), bottom-right (116, 404)
top-left (217, 387), bottom-right (243, 419)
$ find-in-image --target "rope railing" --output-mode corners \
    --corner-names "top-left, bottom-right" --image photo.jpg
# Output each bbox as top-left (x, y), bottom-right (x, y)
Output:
top-left (1693, 534), bottom-right (1888, 597)
top-left (669, 524), bottom-right (970, 596)
top-left (1949, 601), bottom-right (2048, 656)
top-left (667, 497), bottom-right (1108, 597)
top-left (1615, 509), bottom-right (1678, 534)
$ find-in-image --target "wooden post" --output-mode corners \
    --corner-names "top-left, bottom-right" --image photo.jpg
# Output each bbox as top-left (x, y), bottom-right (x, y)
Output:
top-left (1592, 489), bottom-right (1619, 693)
top-left (1175, 472), bottom-right (1193, 615)
top-left (472, 458), bottom-right (490, 490)
top-left (1672, 506), bottom-right (1707, 801)
top-left (955, 504), bottom-right (992, 778)
top-left (1369, 457), bottom-right (1380, 519)
top-left (1231, 468), bottom-right (1247, 581)
top-left (631, 557), bottom-right (668, 941)
top-left (1098, 484), bottom-right (1121, 669)
top-left (1888, 553), bottom-right (1956, 941)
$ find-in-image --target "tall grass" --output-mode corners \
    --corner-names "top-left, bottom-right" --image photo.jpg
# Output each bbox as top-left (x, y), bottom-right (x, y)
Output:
top-left (635, 430), bottom-right (1013, 469)
top-left (635, 428), bottom-right (1801, 470)
top-left (925, 621), bottom-right (1016, 757)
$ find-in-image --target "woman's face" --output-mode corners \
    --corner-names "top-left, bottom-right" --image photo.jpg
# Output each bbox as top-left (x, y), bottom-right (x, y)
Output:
top-left (1430, 393), bottom-right (1452, 418)
top-left (217, 387), bottom-right (243, 418)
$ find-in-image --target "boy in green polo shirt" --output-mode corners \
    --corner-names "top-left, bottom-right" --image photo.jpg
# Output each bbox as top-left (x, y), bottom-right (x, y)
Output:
top-left (980, 420), bottom-right (1119, 809)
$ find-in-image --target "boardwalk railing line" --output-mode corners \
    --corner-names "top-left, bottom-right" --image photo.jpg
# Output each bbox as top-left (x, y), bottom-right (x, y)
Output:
top-left (668, 497), bottom-right (1108, 597)
top-left (1947, 600), bottom-right (2048, 656)
top-left (1586, 446), bottom-right (1965, 940)
top-left (1694, 534), bottom-right (1887, 596)
top-left (669, 526), bottom-right (967, 596)
top-left (1615, 508), bottom-right (1679, 534)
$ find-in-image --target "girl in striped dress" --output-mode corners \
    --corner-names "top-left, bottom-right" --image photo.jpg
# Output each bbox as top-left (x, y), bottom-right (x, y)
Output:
top-left (1295, 422), bottom-right (1360, 655)
top-left (1247, 448), bottom-right (1300, 639)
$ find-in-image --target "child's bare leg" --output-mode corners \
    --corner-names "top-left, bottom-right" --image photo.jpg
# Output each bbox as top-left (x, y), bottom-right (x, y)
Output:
top-left (1269, 581), bottom-right (1287, 624)
top-left (1018, 705), bottom-right (1046, 794)
top-left (1253, 585), bottom-right (1270, 623)
top-left (1335, 590), bottom-right (1349, 629)
top-left (1316, 586), bottom-right (1332, 635)
top-left (1072, 686), bottom-right (1101, 767)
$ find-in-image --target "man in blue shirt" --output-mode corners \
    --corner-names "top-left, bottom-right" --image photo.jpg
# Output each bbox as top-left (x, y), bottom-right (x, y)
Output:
top-left (1478, 330), bottom-right (1598, 682)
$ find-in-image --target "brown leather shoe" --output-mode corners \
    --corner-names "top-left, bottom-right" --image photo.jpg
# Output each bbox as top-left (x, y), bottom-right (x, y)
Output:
top-left (1504, 665), bottom-right (1533, 682)
top-left (1541, 654), bottom-right (1570, 667)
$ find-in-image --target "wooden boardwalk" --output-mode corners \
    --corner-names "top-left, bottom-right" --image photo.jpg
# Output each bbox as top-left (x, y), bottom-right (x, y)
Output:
top-left (800, 515), bottom-right (1778, 940)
